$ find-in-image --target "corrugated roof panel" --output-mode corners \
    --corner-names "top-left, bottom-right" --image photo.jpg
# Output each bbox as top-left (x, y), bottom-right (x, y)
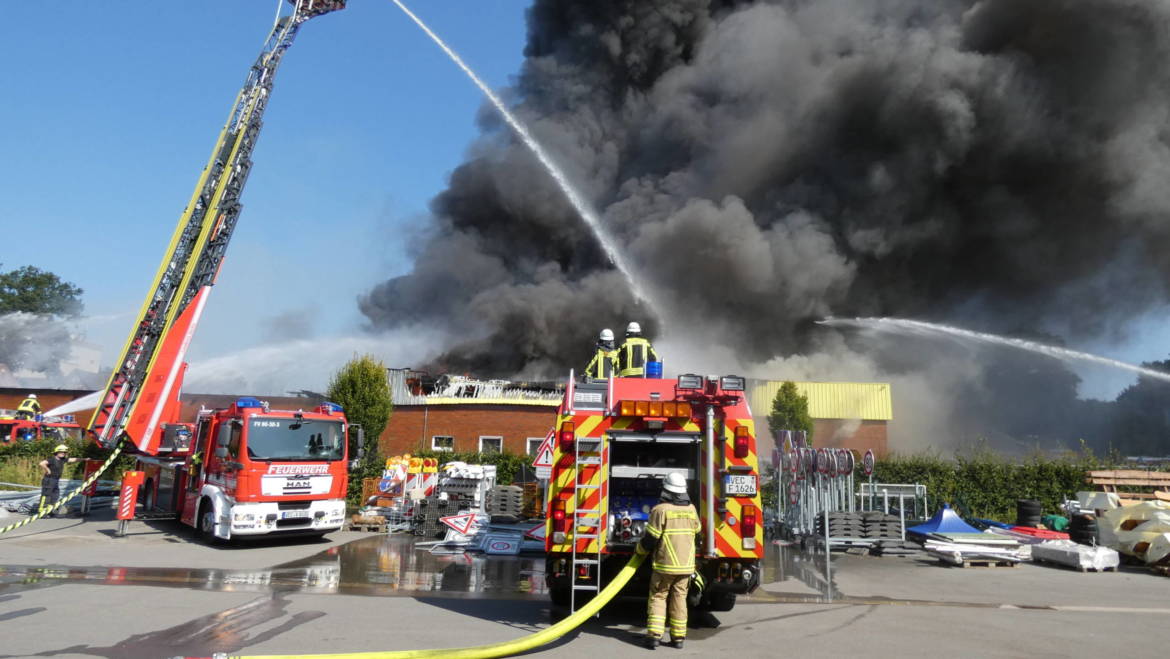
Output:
top-left (748, 381), bottom-right (893, 421)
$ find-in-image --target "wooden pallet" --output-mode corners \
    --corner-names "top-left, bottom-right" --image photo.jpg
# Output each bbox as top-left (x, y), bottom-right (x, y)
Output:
top-left (944, 558), bottom-right (1019, 568)
top-left (346, 521), bottom-right (387, 532)
top-left (1033, 557), bottom-right (1117, 573)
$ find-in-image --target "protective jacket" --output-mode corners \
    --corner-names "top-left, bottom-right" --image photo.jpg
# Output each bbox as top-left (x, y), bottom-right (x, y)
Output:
top-left (16, 397), bottom-right (41, 419)
top-left (617, 337), bottom-right (659, 377)
top-left (585, 347), bottom-right (618, 379)
top-left (638, 501), bottom-right (701, 575)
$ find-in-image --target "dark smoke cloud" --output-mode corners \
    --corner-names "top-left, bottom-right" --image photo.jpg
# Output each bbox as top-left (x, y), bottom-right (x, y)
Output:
top-left (362, 0), bottom-right (1170, 380)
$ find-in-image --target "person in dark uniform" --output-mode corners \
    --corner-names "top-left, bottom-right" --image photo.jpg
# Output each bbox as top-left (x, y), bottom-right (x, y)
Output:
top-left (38, 444), bottom-right (80, 517)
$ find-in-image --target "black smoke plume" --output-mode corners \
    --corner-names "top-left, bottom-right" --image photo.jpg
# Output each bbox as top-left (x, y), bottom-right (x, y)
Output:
top-left (362, 0), bottom-right (1170, 389)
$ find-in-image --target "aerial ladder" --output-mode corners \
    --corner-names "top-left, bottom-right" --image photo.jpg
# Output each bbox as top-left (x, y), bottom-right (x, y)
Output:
top-left (89, 0), bottom-right (346, 453)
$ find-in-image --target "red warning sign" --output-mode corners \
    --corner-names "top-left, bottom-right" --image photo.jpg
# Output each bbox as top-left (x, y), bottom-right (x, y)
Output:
top-left (439, 513), bottom-right (478, 535)
top-left (532, 430), bottom-right (555, 469)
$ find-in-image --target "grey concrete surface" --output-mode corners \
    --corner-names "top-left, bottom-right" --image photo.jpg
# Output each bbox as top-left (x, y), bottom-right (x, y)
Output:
top-left (2, 512), bottom-right (1169, 658)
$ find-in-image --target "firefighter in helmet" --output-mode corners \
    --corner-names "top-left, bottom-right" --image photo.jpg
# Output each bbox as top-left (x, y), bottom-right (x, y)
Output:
top-left (15, 393), bottom-right (41, 421)
top-left (585, 328), bottom-right (618, 379)
top-left (637, 472), bottom-right (700, 650)
top-left (39, 444), bottom-right (80, 517)
top-left (617, 322), bottom-right (660, 377)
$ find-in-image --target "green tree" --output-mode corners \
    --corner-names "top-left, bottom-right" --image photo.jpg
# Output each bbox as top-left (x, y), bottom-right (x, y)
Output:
top-left (326, 354), bottom-right (393, 505)
top-left (767, 381), bottom-right (814, 446)
top-left (0, 264), bottom-right (84, 316)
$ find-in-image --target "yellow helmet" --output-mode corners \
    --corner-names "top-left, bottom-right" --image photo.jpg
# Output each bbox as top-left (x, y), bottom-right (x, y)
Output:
top-left (54, 444), bottom-right (69, 453)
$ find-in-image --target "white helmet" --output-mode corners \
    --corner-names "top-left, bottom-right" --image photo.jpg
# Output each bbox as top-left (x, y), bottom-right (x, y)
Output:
top-left (599, 328), bottom-right (614, 342)
top-left (28, 393), bottom-right (37, 399)
top-left (626, 321), bottom-right (642, 335)
top-left (663, 472), bottom-right (687, 494)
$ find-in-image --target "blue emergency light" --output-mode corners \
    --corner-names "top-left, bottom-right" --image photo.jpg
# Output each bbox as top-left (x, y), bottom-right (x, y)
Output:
top-left (320, 402), bottom-right (344, 414)
top-left (235, 397), bottom-right (264, 409)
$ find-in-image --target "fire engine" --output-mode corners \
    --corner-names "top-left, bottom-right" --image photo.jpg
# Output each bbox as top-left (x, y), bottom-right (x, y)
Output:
top-left (0, 416), bottom-right (84, 444)
top-left (544, 373), bottom-right (763, 612)
top-left (82, 1), bottom-right (358, 541)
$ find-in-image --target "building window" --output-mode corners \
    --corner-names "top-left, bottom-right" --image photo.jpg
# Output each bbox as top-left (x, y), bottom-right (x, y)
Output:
top-left (479, 436), bottom-right (503, 454)
top-left (432, 435), bottom-right (454, 452)
top-left (526, 437), bottom-right (544, 456)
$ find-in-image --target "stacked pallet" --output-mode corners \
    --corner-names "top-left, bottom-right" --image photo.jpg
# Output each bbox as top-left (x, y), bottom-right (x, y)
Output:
top-left (487, 485), bottom-right (523, 518)
top-left (412, 497), bottom-right (455, 538)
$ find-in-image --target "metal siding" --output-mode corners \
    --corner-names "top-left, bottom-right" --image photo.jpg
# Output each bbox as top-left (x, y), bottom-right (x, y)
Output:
top-left (748, 381), bottom-right (892, 421)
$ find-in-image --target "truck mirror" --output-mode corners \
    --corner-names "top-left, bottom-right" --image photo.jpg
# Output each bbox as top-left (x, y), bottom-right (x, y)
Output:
top-left (214, 447), bottom-right (229, 459)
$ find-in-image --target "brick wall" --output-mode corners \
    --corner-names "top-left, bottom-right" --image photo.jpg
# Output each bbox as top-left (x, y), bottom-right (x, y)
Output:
top-left (380, 404), bottom-right (557, 456)
top-left (0, 388), bottom-right (93, 419)
top-left (811, 419), bottom-right (888, 456)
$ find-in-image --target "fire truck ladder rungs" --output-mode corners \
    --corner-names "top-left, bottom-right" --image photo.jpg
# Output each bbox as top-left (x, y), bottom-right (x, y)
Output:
top-left (570, 434), bottom-right (604, 614)
top-left (88, 1), bottom-right (325, 449)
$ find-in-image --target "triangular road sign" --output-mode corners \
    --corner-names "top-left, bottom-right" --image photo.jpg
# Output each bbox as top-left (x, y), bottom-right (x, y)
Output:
top-left (524, 522), bottom-right (546, 541)
top-left (440, 513), bottom-right (478, 535)
top-left (532, 429), bottom-right (555, 469)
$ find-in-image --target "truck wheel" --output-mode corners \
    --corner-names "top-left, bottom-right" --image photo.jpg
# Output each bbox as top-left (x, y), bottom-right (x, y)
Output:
top-left (705, 592), bottom-right (736, 612)
top-left (198, 500), bottom-right (219, 545)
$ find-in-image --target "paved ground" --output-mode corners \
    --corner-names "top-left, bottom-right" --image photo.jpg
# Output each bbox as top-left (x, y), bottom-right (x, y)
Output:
top-left (2, 509), bottom-right (1169, 658)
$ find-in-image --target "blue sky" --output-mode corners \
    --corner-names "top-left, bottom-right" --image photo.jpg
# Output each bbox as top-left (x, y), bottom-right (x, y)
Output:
top-left (0, 1), bottom-right (528, 390)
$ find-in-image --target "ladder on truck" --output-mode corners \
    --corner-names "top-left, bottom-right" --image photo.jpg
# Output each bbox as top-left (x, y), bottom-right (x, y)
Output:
top-left (570, 432), bottom-right (605, 613)
top-left (87, 1), bottom-right (345, 452)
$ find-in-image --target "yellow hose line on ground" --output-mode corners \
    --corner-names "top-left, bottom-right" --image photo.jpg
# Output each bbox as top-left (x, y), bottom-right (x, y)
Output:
top-left (0, 442), bottom-right (125, 535)
top-left (227, 552), bottom-right (647, 659)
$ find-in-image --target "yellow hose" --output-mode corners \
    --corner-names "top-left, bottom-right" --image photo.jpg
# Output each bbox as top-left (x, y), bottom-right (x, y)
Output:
top-left (222, 552), bottom-right (646, 659)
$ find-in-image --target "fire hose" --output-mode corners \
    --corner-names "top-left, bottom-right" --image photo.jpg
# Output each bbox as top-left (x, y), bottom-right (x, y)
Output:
top-left (0, 440), bottom-right (126, 535)
top-left (179, 552), bottom-right (647, 659)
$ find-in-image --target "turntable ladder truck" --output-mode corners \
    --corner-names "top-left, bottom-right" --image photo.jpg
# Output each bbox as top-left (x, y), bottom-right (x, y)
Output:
top-left (86, 1), bottom-right (359, 542)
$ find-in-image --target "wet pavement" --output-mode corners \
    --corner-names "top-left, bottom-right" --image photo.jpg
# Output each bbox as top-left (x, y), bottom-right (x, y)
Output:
top-left (0, 534), bottom-right (549, 599)
top-left (5, 524), bottom-right (1170, 658)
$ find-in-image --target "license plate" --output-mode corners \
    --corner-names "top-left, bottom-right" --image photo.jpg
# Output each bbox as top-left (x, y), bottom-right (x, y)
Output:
top-left (723, 474), bottom-right (757, 496)
top-left (281, 510), bottom-right (311, 519)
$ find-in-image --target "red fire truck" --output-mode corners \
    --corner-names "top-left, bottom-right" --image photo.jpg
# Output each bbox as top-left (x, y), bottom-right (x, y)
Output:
top-left (81, 1), bottom-right (355, 542)
top-left (544, 373), bottom-right (763, 612)
top-left (134, 395), bottom-right (356, 541)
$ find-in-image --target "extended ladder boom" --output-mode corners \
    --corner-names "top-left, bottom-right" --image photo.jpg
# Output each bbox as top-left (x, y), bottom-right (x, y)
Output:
top-left (89, 0), bottom-right (345, 452)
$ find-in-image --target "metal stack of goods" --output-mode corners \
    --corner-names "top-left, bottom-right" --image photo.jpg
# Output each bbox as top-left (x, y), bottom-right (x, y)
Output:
top-left (487, 485), bottom-right (523, 518)
top-left (437, 462), bottom-right (497, 508)
top-left (862, 511), bottom-right (905, 539)
top-left (815, 512), bottom-right (865, 538)
top-left (1016, 499), bottom-right (1043, 528)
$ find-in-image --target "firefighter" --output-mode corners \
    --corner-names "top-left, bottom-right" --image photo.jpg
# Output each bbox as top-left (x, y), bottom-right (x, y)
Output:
top-left (637, 472), bottom-right (700, 650)
top-left (617, 322), bottom-right (660, 378)
top-left (585, 328), bottom-right (618, 379)
top-left (15, 393), bottom-right (41, 420)
top-left (39, 444), bottom-right (80, 517)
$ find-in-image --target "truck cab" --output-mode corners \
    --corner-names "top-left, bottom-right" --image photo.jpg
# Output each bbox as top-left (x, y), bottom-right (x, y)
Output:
top-left (137, 397), bottom-right (353, 542)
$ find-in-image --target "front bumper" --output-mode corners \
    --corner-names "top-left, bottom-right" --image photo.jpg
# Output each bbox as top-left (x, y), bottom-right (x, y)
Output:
top-left (228, 499), bottom-right (347, 535)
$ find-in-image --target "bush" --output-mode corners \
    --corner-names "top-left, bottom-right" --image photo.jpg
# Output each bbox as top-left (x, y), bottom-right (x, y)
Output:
top-left (874, 443), bottom-right (1112, 521)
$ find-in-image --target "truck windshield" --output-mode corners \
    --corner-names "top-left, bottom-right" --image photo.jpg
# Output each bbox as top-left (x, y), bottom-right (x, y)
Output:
top-left (244, 418), bottom-right (344, 461)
